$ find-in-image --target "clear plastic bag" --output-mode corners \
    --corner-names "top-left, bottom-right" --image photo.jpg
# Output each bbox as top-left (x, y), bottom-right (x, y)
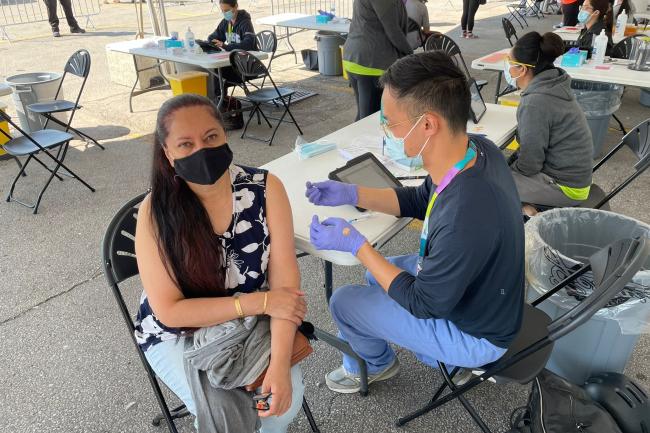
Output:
top-left (525, 208), bottom-right (650, 334)
top-left (571, 81), bottom-right (624, 117)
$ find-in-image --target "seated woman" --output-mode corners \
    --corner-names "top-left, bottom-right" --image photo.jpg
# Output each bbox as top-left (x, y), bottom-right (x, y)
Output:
top-left (208, 0), bottom-right (256, 51)
top-left (505, 32), bottom-right (593, 214)
top-left (134, 94), bottom-right (307, 432)
top-left (576, 0), bottom-right (614, 55)
top-left (207, 0), bottom-right (257, 95)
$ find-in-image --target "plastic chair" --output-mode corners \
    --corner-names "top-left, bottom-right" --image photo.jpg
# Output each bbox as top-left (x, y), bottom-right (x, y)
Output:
top-left (101, 192), bottom-right (321, 433)
top-left (585, 118), bottom-right (650, 209)
top-left (423, 33), bottom-right (488, 92)
top-left (506, 0), bottom-right (529, 29)
top-left (0, 110), bottom-right (94, 213)
top-left (611, 34), bottom-right (648, 59)
top-left (396, 237), bottom-right (650, 432)
top-left (502, 17), bottom-right (519, 47)
top-left (229, 50), bottom-right (303, 146)
top-left (27, 49), bottom-right (104, 151)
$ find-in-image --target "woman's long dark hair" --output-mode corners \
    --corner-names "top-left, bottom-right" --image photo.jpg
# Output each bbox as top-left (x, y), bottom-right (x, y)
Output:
top-left (590, 0), bottom-right (614, 33)
top-left (150, 94), bottom-right (228, 299)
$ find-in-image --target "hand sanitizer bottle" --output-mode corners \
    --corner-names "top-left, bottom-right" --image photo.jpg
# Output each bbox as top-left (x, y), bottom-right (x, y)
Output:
top-left (592, 29), bottom-right (608, 65)
top-left (185, 26), bottom-right (195, 52)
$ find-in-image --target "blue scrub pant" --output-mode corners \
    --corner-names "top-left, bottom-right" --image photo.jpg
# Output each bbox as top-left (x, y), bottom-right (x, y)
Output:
top-left (329, 254), bottom-right (507, 375)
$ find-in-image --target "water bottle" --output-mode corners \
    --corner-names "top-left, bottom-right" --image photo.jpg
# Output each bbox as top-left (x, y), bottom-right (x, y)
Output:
top-left (614, 9), bottom-right (627, 38)
top-left (185, 26), bottom-right (195, 51)
top-left (592, 29), bottom-right (608, 65)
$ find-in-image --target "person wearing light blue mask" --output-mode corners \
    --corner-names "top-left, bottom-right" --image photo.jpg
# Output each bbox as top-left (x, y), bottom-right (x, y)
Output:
top-left (303, 51), bottom-right (525, 395)
top-left (575, 0), bottom-right (614, 55)
top-left (381, 112), bottom-right (428, 169)
top-left (206, 0), bottom-right (256, 98)
top-left (207, 0), bottom-right (256, 52)
top-left (506, 32), bottom-right (593, 216)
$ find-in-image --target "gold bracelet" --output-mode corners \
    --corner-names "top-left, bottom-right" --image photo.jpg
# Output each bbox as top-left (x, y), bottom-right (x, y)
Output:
top-left (262, 292), bottom-right (268, 315)
top-left (234, 297), bottom-right (244, 319)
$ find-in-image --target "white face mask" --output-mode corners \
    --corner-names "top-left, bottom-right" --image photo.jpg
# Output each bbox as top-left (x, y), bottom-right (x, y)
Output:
top-left (503, 62), bottom-right (524, 88)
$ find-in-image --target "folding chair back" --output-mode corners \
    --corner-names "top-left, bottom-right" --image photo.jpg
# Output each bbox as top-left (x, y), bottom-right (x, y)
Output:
top-left (102, 193), bottom-right (320, 432)
top-left (611, 34), bottom-right (648, 59)
top-left (230, 50), bottom-right (270, 84)
top-left (591, 118), bottom-right (650, 208)
top-left (101, 192), bottom-right (186, 433)
top-left (423, 33), bottom-right (487, 91)
top-left (54, 49), bottom-right (91, 103)
top-left (256, 30), bottom-right (277, 56)
top-left (502, 17), bottom-right (518, 47)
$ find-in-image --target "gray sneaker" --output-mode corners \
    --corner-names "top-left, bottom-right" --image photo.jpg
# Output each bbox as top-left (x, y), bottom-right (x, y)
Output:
top-left (325, 358), bottom-right (400, 394)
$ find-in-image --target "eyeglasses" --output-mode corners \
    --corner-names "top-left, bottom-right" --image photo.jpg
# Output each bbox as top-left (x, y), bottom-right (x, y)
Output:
top-left (505, 55), bottom-right (535, 68)
top-left (380, 115), bottom-right (423, 138)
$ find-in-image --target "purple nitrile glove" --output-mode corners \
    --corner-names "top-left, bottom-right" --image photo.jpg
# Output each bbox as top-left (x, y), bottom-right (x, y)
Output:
top-left (309, 215), bottom-right (367, 255)
top-left (305, 180), bottom-right (358, 207)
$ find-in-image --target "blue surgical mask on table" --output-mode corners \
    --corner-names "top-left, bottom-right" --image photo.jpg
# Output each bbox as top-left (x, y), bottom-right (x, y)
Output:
top-left (382, 115), bottom-right (427, 170)
top-left (294, 136), bottom-right (336, 160)
top-left (223, 10), bottom-right (234, 21)
top-left (577, 10), bottom-right (592, 23)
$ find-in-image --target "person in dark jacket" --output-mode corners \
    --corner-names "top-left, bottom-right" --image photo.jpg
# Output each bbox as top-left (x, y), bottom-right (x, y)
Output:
top-left (304, 52), bottom-right (524, 394)
top-left (207, 0), bottom-right (256, 96)
top-left (343, 0), bottom-right (413, 121)
top-left (208, 0), bottom-right (256, 51)
top-left (576, 0), bottom-right (614, 55)
top-left (505, 32), bottom-right (593, 214)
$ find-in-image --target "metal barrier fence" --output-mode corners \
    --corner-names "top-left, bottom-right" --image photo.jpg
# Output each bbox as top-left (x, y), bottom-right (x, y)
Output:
top-left (0, 0), bottom-right (101, 40)
top-left (270, 0), bottom-right (353, 19)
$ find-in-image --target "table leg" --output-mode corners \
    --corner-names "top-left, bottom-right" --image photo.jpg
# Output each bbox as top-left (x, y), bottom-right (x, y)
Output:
top-left (494, 71), bottom-right (503, 104)
top-left (216, 67), bottom-right (225, 111)
top-left (324, 260), bottom-right (333, 304)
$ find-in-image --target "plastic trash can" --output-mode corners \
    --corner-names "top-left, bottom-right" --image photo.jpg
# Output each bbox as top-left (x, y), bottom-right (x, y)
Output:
top-left (571, 81), bottom-right (623, 158)
top-left (525, 208), bottom-right (650, 385)
top-left (640, 88), bottom-right (650, 108)
top-left (315, 31), bottom-right (345, 76)
top-left (168, 71), bottom-right (208, 97)
top-left (5, 72), bottom-right (67, 133)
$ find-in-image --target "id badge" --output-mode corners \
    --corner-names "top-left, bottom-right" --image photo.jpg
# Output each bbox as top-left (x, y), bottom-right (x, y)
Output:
top-left (416, 257), bottom-right (423, 275)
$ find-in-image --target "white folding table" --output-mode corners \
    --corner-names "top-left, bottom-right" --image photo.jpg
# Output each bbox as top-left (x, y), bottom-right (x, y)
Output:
top-left (257, 14), bottom-right (350, 63)
top-left (471, 47), bottom-right (650, 103)
top-left (105, 38), bottom-right (268, 112)
top-left (553, 26), bottom-right (628, 43)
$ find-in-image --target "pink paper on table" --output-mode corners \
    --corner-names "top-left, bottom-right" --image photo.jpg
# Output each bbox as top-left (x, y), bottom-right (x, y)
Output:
top-left (594, 65), bottom-right (611, 70)
top-left (479, 51), bottom-right (509, 64)
top-left (208, 52), bottom-right (230, 59)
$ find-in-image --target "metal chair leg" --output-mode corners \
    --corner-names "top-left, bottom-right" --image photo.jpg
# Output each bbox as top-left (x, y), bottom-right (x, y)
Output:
top-left (612, 114), bottom-right (627, 136)
top-left (6, 154), bottom-right (32, 203)
top-left (302, 397), bottom-right (321, 433)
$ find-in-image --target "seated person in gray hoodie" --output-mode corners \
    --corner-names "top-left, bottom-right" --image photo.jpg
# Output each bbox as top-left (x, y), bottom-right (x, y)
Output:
top-left (505, 32), bottom-right (593, 214)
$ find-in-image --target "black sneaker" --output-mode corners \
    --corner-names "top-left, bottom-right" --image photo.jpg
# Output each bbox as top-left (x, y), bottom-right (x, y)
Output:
top-left (70, 27), bottom-right (86, 34)
top-left (53, 30), bottom-right (61, 37)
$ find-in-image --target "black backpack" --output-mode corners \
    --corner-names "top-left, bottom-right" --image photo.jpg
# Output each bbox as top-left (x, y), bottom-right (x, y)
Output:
top-left (508, 369), bottom-right (623, 433)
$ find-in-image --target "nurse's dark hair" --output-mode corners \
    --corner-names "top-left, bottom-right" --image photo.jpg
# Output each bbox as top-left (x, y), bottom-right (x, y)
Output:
top-left (380, 51), bottom-right (469, 134)
top-left (589, 0), bottom-right (614, 31)
top-left (150, 94), bottom-right (229, 301)
top-left (219, 0), bottom-right (237, 6)
top-left (512, 31), bottom-right (564, 75)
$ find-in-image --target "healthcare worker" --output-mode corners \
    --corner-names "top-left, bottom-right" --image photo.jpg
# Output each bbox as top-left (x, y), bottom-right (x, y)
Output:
top-left (305, 51), bottom-right (525, 393)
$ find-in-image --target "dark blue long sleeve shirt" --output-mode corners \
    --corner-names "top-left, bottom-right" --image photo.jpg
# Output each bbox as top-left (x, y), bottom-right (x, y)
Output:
top-left (388, 135), bottom-right (525, 348)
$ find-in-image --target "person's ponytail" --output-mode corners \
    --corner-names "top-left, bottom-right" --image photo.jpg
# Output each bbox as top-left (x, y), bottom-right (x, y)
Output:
top-left (512, 31), bottom-right (563, 75)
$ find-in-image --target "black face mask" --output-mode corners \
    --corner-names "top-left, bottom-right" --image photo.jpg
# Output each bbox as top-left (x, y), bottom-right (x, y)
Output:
top-left (173, 144), bottom-right (233, 185)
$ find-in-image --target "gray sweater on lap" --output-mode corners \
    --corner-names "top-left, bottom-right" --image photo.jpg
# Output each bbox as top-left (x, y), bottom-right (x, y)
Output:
top-left (511, 68), bottom-right (593, 189)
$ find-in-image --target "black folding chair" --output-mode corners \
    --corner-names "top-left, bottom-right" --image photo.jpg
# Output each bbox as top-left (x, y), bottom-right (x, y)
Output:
top-left (229, 50), bottom-right (303, 146)
top-left (502, 17), bottom-right (519, 47)
top-left (102, 192), bottom-right (321, 433)
top-left (396, 237), bottom-right (650, 432)
top-left (506, 0), bottom-right (529, 29)
top-left (27, 49), bottom-right (104, 150)
top-left (611, 34), bottom-right (648, 59)
top-left (0, 110), bottom-right (94, 213)
top-left (423, 33), bottom-right (488, 92)
top-left (256, 30), bottom-right (278, 76)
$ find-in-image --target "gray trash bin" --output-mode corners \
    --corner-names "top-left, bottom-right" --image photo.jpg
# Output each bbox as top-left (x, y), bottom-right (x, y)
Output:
top-left (525, 208), bottom-right (650, 384)
top-left (5, 72), bottom-right (67, 134)
top-left (640, 88), bottom-right (650, 108)
top-left (315, 31), bottom-right (345, 76)
top-left (571, 81), bottom-right (623, 158)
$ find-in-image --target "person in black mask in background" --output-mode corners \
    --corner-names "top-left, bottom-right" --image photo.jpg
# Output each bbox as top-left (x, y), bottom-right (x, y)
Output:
top-left (134, 94), bottom-right (307, 432)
